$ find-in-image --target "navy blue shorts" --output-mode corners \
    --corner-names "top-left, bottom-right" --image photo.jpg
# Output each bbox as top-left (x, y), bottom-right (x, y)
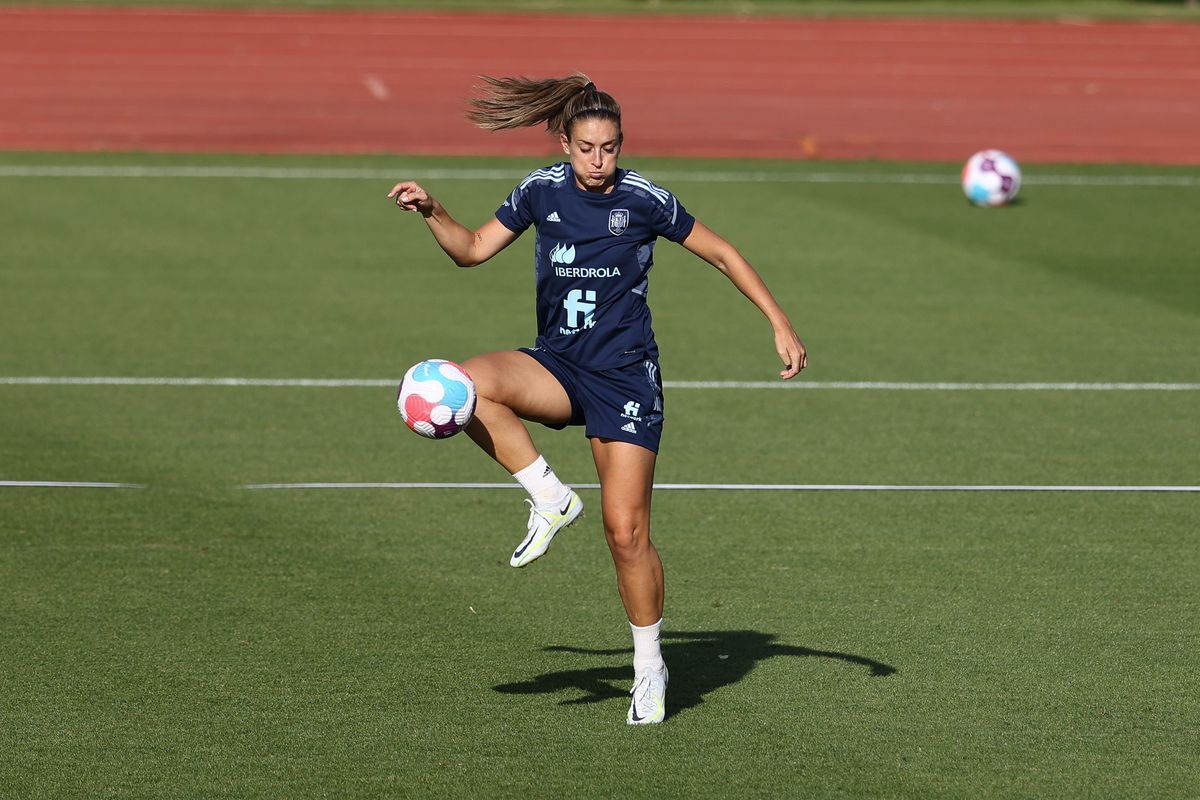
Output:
top-left (519, 347), bottom-right (664, 454)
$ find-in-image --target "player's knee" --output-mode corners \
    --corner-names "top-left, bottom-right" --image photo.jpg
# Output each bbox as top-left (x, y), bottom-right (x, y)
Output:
top-left (604, 518), bottom-right (650, 562)
top-left (461, 354), bottom-right (505, 402)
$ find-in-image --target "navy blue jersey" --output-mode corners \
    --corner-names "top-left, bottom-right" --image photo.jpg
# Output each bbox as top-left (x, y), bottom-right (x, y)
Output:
top-left (494, 162), bottom-right (696, 370)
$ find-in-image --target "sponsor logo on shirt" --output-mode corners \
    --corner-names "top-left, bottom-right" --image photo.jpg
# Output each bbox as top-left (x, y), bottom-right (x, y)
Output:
top-left (549, 242), bottom-right (576, 265)
top-left (546, 211), bottom-right (562, 222)
top-left (554, 266), bottom-right (622, 278)
top-left (549, 242), bottom-right (620, 278)
top-left (560, 289), bottom-right (597, 335)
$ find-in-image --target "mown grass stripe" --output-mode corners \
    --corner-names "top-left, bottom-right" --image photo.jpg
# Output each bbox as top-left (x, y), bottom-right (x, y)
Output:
top-left (2, 377), bottom-right (1197, 390)
top-left (240, 482), bottom-right (1200, 493)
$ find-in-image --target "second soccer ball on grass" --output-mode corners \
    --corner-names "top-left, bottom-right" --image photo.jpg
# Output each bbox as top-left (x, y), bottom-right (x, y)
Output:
top-left (962, 149), bottom-right (1022, 207)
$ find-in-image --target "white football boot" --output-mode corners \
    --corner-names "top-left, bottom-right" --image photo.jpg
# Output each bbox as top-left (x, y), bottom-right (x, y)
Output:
top-left (509, 490), bottom-right (583, 568)
top-left (627, 664), bottom-right (668, 725)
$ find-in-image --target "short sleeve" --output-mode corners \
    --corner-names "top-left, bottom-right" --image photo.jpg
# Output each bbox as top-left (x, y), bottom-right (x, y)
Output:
top-left (621, 170), bottom-right (695, 243)
top-left (495, 180), bottom-right (535, 234)
top-left (653, 192), bottom-right (696, 243)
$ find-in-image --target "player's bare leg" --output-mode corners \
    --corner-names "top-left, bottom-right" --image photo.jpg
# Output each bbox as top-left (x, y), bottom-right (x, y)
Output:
top-left (590, 437), bottom-right (668, 724)
top-left (590, 438), bottom-right (662, 622)
top-left (462, 350), bottom-right (571, 472)
top-left (462, 350), bottom-right (582, 567)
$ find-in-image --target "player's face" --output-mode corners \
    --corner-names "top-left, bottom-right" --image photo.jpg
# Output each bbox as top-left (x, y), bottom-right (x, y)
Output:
top-left (562, 117), bottom-right (621, 193)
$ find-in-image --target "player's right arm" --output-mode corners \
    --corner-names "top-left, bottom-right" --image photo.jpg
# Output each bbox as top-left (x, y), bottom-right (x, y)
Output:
top-left (387, 181), bottom-right (518, 268)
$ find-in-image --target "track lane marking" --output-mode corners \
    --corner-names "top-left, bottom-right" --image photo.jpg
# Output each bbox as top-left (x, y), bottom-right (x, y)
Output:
top-left (361, 74), bottom-right (389, 101)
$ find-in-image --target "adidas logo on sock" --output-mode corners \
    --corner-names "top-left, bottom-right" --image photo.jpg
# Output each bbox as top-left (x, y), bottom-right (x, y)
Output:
top-left (546, 211), bottom-right (562, 222)
top-left (621, 421), bottom-right (638, 434)
top-left (542, 465), bottom-right (553, 477)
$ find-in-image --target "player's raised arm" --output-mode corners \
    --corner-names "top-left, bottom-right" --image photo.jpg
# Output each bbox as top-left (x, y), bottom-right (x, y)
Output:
top-left (388, 180), bottom-right (519, 268)
top-left (680, 220), bottom-right (808, 380)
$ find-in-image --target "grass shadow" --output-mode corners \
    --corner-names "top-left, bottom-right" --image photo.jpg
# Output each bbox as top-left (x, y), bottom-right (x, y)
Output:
top-left (493, 629), bottom-right (896, 719)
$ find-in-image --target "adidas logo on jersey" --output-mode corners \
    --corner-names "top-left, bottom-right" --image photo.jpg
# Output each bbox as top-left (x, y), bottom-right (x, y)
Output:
top-left (621, 422), bottom-right (638, 434)
top-left (546, 211), bottom-right (562, 222)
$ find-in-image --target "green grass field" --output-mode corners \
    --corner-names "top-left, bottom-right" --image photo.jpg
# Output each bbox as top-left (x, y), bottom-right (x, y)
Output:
top-left (2, 152), bottom-right (1198, 798)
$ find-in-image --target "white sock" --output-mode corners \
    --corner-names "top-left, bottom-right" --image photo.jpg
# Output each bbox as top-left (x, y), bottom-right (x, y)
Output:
top-left (631, 618), bottom-right (665, 673)
top-left (511, 455), bottom-right (569, 506)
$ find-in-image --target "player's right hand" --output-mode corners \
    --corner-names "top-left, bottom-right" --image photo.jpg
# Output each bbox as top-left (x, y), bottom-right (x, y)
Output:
top-left (387, 181), bottom-right (434, 216)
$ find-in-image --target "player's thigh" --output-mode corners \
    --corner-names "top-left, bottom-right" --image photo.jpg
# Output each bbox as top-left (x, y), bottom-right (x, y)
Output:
top-left (463, 350), bottom-right (572, 425)
top-left (590, 437), bottom-right (656, 534)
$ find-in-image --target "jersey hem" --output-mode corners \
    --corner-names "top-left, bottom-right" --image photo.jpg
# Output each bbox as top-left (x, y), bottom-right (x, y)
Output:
top-left (532, 338), bottom-right (653, 372)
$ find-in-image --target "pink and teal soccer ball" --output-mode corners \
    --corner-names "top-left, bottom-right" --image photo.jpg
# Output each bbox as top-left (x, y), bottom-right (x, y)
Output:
top-left (961, 149), bottom-right (1022, 207)
top-left (397, 359), bottom-right (476, 439)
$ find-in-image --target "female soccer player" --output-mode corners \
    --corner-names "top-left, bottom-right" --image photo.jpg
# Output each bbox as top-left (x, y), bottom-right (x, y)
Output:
top-left (388, 74), bottom-right (806, 725)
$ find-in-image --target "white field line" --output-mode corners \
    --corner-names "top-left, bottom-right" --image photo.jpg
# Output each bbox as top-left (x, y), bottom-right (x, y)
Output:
top-left (241, 482), bottom-right (1200, 493)
top-left (667, 381), bottom-right (1200, 391)
top-left (2, 376), bottom-right (1198, 391)
top-left (0, 164), bottom-right (1197, 188)
top-left (0, 376), bottom-right (399, 387)
top-left (0, 480), bottom-right (145, 488)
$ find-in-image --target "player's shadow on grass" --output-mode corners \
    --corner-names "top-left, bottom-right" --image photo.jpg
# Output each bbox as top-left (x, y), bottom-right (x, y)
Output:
top-left (493, 630), bottom-right (896, 718)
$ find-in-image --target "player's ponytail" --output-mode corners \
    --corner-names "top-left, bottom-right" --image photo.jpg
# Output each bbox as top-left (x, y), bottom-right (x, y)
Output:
top-left (467, 73), bottom-right (621, 138)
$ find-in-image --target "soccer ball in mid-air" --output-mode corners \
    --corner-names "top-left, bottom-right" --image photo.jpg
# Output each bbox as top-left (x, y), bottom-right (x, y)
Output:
top-left (397, 359), bottom-right (476, 439)
top-left (961, 150), bottom-right (1022, 207)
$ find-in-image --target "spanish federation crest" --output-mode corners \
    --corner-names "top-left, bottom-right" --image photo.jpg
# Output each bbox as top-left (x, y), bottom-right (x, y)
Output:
top-left (608, 208), bottom-right (629, 236)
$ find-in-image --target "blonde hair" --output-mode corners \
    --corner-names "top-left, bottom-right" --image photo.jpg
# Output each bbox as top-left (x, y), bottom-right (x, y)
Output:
top-left (467, 73), bottom-right (621, 138)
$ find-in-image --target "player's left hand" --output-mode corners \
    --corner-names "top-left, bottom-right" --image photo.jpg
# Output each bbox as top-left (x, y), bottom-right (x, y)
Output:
top-left (775, 327), bottom-right (807, 380)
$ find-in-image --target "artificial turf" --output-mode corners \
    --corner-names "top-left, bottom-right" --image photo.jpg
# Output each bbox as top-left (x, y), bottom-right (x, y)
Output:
top-left (1, 152), bottom-right (1197, 798)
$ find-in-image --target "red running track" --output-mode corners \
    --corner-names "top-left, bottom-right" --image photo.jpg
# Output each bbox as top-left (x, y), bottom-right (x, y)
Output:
top-left (1, 7), bottom-right (1198, 163)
